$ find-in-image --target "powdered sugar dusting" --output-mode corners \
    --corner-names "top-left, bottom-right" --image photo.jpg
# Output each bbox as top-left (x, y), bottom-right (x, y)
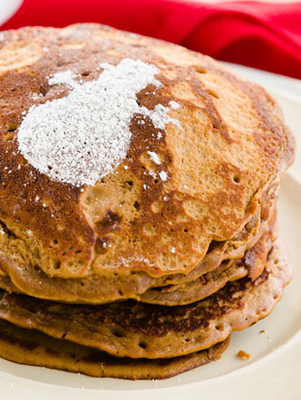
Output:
top-left (17, 58), bottom-right (180, 187)
top-left (169, 101), bottom-right (180, 110)
top-left (48, 70), bottom-right (78, 89)
top-left (147, 151), bottom-right (160, 165)
top-left (159, 171), bottom-right (168, 181)
top-left (141, 104), bottom-right (181, 130)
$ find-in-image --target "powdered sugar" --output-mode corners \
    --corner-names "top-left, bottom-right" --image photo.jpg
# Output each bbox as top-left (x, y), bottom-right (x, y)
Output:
top-left (169, 101), bottom-right (180, 110)
top-left (159, 171), bottom-right (168, 181)
top-left (141, 104), bottom-right (181, 130)
top-left (147, 151), bottom-right (160, 165)
top-left (48, 70), bottom-right (78, 89)
top-left (18, 58), bottom-right (180, 187)
top-left (149, 170), bottom-right (157, 178)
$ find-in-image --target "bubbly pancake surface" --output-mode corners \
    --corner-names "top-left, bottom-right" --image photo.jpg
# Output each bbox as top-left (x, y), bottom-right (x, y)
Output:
top-left (0, 24), bottom-right (295, 305)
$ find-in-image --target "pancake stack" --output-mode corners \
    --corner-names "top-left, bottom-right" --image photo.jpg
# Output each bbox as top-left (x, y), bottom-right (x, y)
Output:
top-left (0, 24), bottom-right (295, 380)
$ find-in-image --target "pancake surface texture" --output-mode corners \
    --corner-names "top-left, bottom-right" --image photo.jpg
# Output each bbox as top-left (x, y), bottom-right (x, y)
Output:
top-left (0, 24), bottom-right (295, 304)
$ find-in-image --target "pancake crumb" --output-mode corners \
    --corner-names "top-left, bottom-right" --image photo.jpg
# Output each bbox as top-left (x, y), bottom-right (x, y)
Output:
top-left (237, 350), bottom-right (250, 360)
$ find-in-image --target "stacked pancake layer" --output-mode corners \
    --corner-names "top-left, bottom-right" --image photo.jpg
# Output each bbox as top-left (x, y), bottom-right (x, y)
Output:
top-left (0, 24), bottom-right (295, 379)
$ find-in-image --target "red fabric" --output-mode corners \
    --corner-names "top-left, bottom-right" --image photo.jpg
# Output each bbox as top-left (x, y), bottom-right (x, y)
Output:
top-left (1, 0), bottom-right (301, 79)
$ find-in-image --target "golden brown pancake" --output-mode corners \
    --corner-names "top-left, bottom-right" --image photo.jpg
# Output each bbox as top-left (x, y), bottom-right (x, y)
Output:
top-left (0, 24), bottom-right (294, 304)
top-left (0, 239), bottom-right (291, 359)
top-left (0, 223), bottom-right (274, 306)
top-left (0, 203), bottom-right (276, 305)
top-left (0, 319), bottom-right (230, 380)
top-left (140, 230), bottom-right (273, 306)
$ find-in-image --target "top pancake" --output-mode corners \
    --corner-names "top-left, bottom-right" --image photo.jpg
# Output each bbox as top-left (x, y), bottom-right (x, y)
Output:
top-left (0, 24), bottom-right (295, 284)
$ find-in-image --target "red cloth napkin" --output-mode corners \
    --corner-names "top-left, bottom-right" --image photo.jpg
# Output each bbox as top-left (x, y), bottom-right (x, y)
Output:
top-left (1, 0), bottom-right (301, 79)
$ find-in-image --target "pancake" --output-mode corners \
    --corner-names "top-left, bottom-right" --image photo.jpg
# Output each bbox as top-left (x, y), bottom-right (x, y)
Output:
top-left (140, 230), bottom-right (273, 306)
top-left (0, 217), bottom-right (275, 306)
top-left (0, 239), bottom-right (291, 359)
top-left (0, 203), bottom-right (276, 304)
top-left (0, 320), bottom-right (230, 380)
top-left (0, 23), bottom-right (294, 304)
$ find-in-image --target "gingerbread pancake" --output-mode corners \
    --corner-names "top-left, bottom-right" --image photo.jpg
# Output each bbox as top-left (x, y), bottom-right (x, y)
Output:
top-left (140, 230), bottom-right (273, 306)
top-left (0, 24), bottom-right (294, 304)
top-left (0, 320), bottom-right (230, 380)
top-left (0, 228), bottom-right (274, 306)
top-left (0, 201), bottom-right (276, 305)
top-left (0, 240), bottom-right (291, 359)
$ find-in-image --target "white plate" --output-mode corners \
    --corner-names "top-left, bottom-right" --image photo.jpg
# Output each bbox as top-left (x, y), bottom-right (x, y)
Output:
top-left (0, 71), bottom-right (301, 400)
